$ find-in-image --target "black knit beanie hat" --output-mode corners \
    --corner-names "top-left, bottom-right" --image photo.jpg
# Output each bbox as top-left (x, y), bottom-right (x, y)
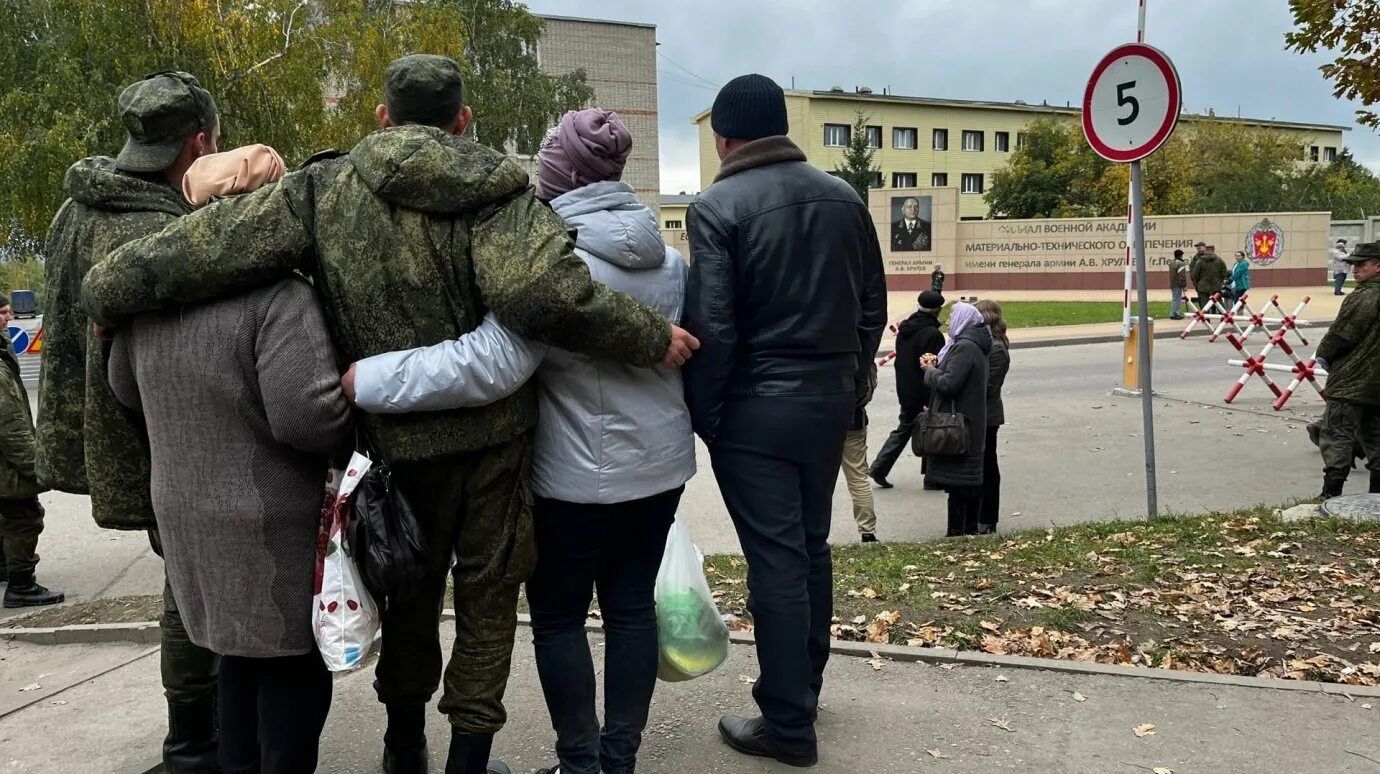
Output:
top-left (711, 74), bottom-right (788, 141)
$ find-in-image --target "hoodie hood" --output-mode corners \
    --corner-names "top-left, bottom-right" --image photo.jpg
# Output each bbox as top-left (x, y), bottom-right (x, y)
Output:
top-left (61, 157), bottom-right (191, 217)
top-left (350, 125), bottom-right (529, 215)
top-left (957, 323), bottom-right (993, 356)
top-left (897, 310), bottom-right (941, 341)
top-left (548, 181), bottom-right (667, 270)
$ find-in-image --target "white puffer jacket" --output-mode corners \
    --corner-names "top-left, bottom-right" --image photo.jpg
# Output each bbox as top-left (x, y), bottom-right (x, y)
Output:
top-left (354, 181), bottom-right (695, 504)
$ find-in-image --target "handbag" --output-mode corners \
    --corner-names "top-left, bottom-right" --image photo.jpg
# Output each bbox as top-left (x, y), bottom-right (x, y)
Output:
top-left (349, 432), bottom-right (428, 609)
top-left (911, 396), bottom-right (969, 458)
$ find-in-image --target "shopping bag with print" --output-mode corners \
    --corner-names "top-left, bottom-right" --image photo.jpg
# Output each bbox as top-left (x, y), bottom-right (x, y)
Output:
top-left (312, 452), bottom-right (381, 672)
top-left (655, 514), bottom-right (730, 682)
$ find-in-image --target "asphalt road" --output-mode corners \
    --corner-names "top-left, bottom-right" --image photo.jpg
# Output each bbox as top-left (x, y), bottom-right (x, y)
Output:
top-left (6, 327), bottom-right (1338, 620)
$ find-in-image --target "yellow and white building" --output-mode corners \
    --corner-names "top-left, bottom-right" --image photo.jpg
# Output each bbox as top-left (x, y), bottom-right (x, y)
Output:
top-left (690, 89), bottom-right (1349, 220)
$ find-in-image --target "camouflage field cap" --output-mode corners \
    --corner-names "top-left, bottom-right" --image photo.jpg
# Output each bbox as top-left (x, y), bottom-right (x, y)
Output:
top-left (385, 55), bottom-right (465, 127)
top-left (1343, 242), bottom-right (1380, 263)
top-left (115, 72), bottom-right (218, 173)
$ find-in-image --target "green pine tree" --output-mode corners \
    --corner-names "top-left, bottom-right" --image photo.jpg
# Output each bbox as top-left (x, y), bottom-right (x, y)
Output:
top-left (834, 109), bottom-right (880, 201)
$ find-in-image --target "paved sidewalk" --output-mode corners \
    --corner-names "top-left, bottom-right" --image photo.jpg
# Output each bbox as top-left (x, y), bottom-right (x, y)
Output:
top-left (3, 631), bottom-right (1378, 773)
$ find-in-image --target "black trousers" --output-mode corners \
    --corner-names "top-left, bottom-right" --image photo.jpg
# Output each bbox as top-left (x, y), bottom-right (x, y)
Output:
top-left (710, 392), bottom-right (853, 753)
top-left (871, 405), bottom-right (922, 479)
top-left (978, 426), bottom-right (1001, 528)
top-left (218, 650), bottom-right (332, 774)
top-left (525, 488), bottom-right (681, 774)
top-left (945, 487), bottom-right (983, 536)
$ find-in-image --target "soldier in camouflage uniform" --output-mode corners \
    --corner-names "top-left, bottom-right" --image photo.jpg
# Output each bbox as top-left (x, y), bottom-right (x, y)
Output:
top-left (83, 55), bottom-right (696, 774)
top-left (1316, 242), bottom-right (1380, 499)
top-left (0, 304), bottom-right (62, 608)
top-left (38, 73), bottom-right (221, 772)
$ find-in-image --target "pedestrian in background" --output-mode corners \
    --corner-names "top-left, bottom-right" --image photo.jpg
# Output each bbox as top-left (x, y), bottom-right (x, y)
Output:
top-left (973, 300), bottom-right (1010, 535)
top-left (870, 291), bottom-right (945, 489)
top-left (1331, 239), bottom-right (1350, 296)
top-left (1315, 242), bottom-right (1380, 499)
top-left (1191, 245), bottom-right (1227, 310)
top-left (0, 301), bottom-right (61, 609)
top-left (841, 363), bottom-right (879, 542)
top-left (919, 302), bottom-right (990, 537)
top-left (931, 264), bottom-right (946, 292)
top-left (683, 73), bottom-right (886, 768)
top-left (1167, 249), bottom-right (1188, 320)
top-left (1229, 251), bottom-right (1251, 307)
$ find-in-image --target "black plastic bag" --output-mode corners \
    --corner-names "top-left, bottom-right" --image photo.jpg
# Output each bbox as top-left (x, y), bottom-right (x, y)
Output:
top-left (350, 464), bottom-right (427, 608)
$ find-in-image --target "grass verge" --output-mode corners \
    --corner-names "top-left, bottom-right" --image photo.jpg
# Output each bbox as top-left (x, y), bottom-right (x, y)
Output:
top-left (986, 301), bottom-right (1174, 329)
top-left (705, 508), bottom-right (1380, 686)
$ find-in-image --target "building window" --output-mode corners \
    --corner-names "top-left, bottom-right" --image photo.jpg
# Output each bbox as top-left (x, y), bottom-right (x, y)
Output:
top-left (931, 172), bottom-right (948, 187)
top-left (1016, 132), bottom-right (1028, 149)
top-left (1324, 146), bottom-right (1337, 162)
top-left (1309, 146), bottom-right (1320, 162)
top-left (892, 172), bottom-right (917, 188)
top-left (893, 127), bottom-right (917, 150)
top-left (962, 130), bottom-right (984, 152)
top-left (961, 173), bottom-right (984, 194)
top-left (664, 219), bottom-right (683, 230)
top-left (865, 125), bottom-right (882, 149)
top-left (995, 131), bottom-right (1010, 152)
top-left (933, 128), bottom-right (949, 151)
top-left (871, 171), bottom-right (884, 189)
top-left (824, 124), bottom-right (850, 147)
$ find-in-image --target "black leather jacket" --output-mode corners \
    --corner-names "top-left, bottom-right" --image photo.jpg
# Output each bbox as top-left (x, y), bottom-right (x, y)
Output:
top-left (683, 137), bottom-right (888, 442)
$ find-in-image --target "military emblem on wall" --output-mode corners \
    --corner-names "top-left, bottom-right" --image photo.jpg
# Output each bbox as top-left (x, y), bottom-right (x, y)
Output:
top-left (1245, 218), bottom-right (1284, 266)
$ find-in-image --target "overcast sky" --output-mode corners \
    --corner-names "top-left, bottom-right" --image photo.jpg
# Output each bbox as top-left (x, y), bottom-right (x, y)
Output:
top-left (524, 0), bottom-right (1379, 195)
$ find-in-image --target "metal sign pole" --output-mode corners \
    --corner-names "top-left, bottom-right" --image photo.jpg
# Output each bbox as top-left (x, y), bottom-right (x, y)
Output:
top-left (1130, 159), bottom-right (1158, 519)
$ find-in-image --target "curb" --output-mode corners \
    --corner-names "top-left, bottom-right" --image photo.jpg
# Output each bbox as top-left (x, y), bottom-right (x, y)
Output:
top-left (13, 610), bottom-right (1379, 698)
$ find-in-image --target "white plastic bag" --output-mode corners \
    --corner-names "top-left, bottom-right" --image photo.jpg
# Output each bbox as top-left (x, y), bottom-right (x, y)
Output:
top-left (655, 514), bottom-right (729, 682)
top-left (313, 452), bottom-right (381, 672)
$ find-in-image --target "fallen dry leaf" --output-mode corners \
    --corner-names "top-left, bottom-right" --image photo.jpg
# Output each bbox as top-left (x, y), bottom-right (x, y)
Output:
top-left (1134, 723), bottom-right (1158, 738)
top-left (927, 749), bottom-right (947, 759)
top-left (1073, 691), bottom-right (1087, 702)
top-left (980, 620), bottom-right (1001, 633)
top-left (988, 714), bottom-right (1015, 732)
top-left (867, 652), bottom-right (886, 671)
top-left (866, 611), bottom-right (903, 644)
top-left (18, 683), bottom-right (41, 693)
top-left (898, 583), bottom-right (912, 594)
top-left (738, 675), bottom-right (756, 685)
top-left (861, 587), bottom-right (879, 599)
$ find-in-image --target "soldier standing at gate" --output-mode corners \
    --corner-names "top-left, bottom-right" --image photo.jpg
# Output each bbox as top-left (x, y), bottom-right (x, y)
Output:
top-left (1315, 242), bottom-right (1380, 499)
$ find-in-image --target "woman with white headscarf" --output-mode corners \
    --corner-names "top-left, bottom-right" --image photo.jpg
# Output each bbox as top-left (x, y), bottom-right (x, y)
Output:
top-left (919, 302), bottom-right (991, 536)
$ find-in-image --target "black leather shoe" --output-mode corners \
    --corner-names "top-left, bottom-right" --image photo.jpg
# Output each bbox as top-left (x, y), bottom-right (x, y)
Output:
top-left (860, 533), bottom-right (878, 543)
top-left (3, 581), bottom-right (64, 608)
top-left (717, 715), bottom-right (817, 768)
top-left (869, 470), bottom-right (893, 489)
top-left (976, 524), bottom-right (996, 535)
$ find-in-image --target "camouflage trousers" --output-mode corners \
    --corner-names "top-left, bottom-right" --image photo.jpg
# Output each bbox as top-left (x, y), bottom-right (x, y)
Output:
top-left (373, 433), bottom-right (535, 734)
top-left (0, 497), bottom-right (44, 579)
top-left (148, 531), bottom-right (219, 704)
top-left (1320, 400), bottom-right (1380, 481)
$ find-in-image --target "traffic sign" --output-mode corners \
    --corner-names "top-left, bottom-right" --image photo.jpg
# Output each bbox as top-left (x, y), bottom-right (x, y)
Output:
top-left (1082, 42), bottom-right (1181, 163)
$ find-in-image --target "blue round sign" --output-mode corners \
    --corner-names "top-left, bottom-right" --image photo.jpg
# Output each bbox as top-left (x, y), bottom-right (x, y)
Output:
top-left (6, 326), bottom-right (29, 354)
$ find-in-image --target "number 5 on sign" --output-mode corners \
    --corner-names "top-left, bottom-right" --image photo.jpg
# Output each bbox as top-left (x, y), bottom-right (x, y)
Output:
top-left (1083, 43), bottom-right (1181, 162)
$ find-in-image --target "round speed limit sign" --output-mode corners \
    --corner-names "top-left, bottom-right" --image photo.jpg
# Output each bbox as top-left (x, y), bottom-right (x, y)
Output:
top-left (1082, 43), bottom-right (1181, 162)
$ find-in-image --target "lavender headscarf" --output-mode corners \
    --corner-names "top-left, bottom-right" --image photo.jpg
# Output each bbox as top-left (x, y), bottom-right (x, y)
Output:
top-left (536, 108), bottom-right (632, 200)
top-left (938, 302), bottom-right (984, 363)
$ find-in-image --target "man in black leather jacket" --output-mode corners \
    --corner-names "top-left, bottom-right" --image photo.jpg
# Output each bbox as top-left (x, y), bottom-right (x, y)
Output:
top-left (683, 73), bottom-right (887, 768)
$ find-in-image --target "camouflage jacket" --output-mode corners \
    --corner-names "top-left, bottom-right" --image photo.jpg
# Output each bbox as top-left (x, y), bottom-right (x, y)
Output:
top-left (0, 332), bottom-right (43, 501)
top-left (84, 125), bottom-right (671, 463)
top-left (38, 157), bottom-right (190, 529)
top-left (1317, 277), bottom-right (1380, 406)
top-left (1190, 253), bottom-right (1228, 295)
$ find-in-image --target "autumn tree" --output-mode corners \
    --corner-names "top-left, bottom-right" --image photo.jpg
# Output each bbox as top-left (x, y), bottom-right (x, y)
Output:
top-left (833, 110), bottom-right (880, 201)
top-left (984, 119), bottom-right (1111, 218)
top-left (1286, 0), bottom-right (1380, 129)
top-left (0, 0), bottom-right (592, 257)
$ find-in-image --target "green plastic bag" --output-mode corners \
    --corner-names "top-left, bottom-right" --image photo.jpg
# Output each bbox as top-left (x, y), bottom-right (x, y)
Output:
top-left (655, 515), bottom-right (729, 682)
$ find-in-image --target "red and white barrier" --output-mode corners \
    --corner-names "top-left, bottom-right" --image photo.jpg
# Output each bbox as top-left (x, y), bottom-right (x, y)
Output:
top-left (1223, 332), bottom-right (1281, 403)
top-left (1182, 294), bottom-right (1310, 345)
top-left (1180, 293), bottom-right (1232, 340)
top-left (875, 350), bottom-right (897, 368)
top-left (1222, 327), bottom-right (1327, 410)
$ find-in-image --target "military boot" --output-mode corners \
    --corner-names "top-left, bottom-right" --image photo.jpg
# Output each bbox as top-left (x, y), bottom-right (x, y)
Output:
top-left (164, 697), bottom-right (220, 773)
top-left (3, 571), bottom-right (64, 608)
top-left (382, 703), bottom-right (429, 774)
top-left (443, 730), bottom-right (509, 774)
top-left (1321, 475), bottom-right (1347, 501)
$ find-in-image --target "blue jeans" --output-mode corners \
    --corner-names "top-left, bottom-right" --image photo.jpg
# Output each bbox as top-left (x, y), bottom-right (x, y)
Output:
top-left (526, 488), bottom-right (682, 774)
top-left (1335, 272), bottom-right (1348, 294)
top-left (1170, 286), bottom-right (1184, 318)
